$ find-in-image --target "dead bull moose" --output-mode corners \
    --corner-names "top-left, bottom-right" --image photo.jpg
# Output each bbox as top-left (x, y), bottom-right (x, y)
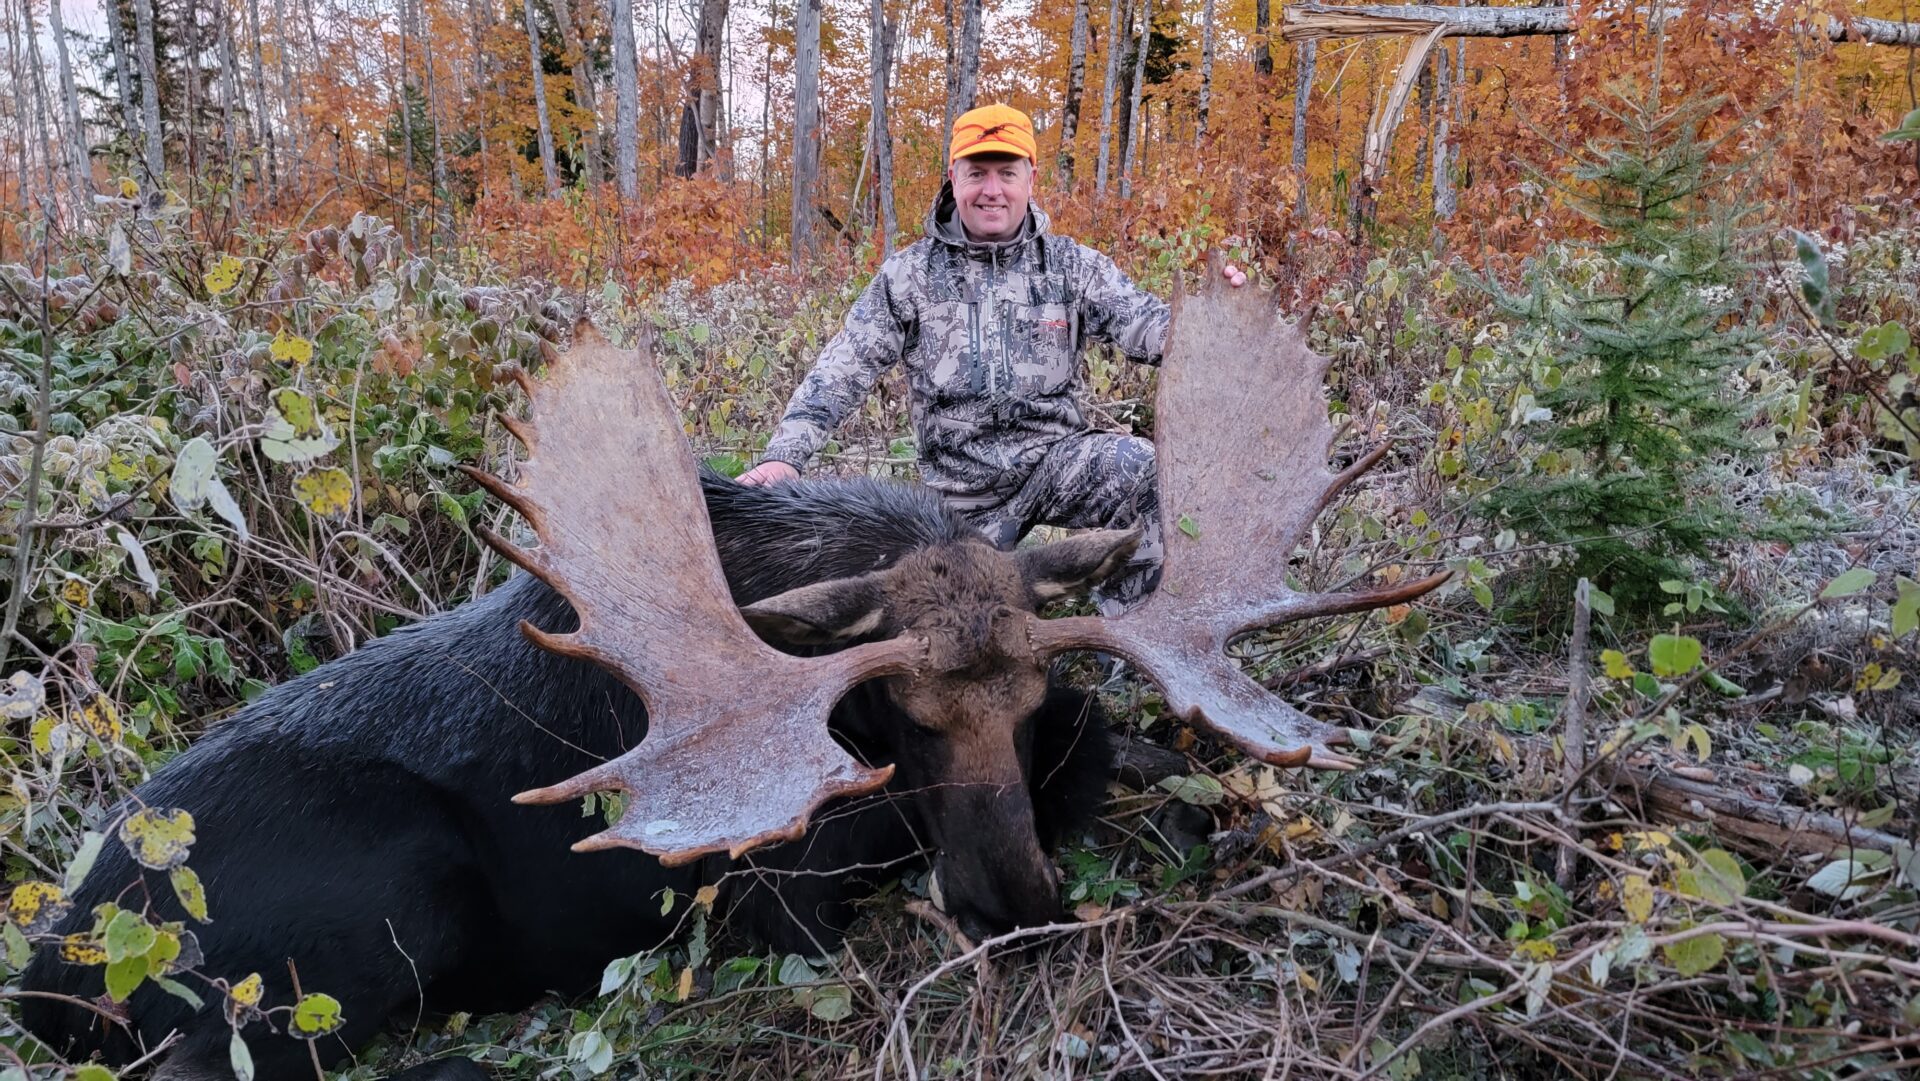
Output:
top-left (21, 265), bottom-right (1445, 1080)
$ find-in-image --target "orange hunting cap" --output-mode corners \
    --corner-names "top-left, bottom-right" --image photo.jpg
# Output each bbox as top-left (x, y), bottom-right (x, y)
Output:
top-left (949, 104), bottom-right (1037, 164)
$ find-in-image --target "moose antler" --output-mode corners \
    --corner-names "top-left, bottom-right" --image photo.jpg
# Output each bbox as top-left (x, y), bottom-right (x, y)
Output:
top-left (461, 324), bottom-right (924, 865)
top-left (1032, 254), bottom-right (1449, 768)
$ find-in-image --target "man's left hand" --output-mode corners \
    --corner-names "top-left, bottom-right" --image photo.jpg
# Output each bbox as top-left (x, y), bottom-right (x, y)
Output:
top-left (1222, 264), bottom-right (1248, 288)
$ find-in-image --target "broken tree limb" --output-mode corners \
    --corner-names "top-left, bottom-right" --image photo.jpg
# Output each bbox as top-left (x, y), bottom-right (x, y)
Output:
top-left (1282, 4), bottom-right (1920, 48)
top-left (1588, 754), bottom-right (1911, 858)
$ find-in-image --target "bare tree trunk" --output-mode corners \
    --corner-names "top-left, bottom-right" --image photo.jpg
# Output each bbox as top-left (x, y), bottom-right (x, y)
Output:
top-left (1433, 33), bottom-right (1456, 219)
top-left (524, 0), bottom-right (562, 195)
top-left (1118, 0), bottom-right (1148, 198)
top-left (1196, 0), bottom-right (1214, 144)
top-left (4, 0), bottom-right (25, 211)
top-left (271, 0), bottom-right (303, 191)
top-left (424, 0), bottom-right (452, 238)
top-left (106, 0), bottom-right (143, 166)
top-left (611, 0), bottom-right (640, 198)
top-left (398, 0), bottom-right (417, 215)
top-left (1291, 39), bottom-right (1315, 216)
top-left (869, 0), bottom-right (896, 255)
top-left (48, 0), bottom-right (92, 198)
top-left (245, 0), bottom-right (277, 187)
top-left (676, 0), bottom-right (730, 176)
top-left (943, 0), bottom-right (981, 134)
top-left (1413, 52), bottom-right (1433, 185)
top-left (1094, 0), bottom-right (1124, 195)
top-left (791, 0), bottom-right (822, 267)
top-left (27, 2), bottom-right (61, 205)
top-left (1253, 0), bottom-right (1272, 75)
top-left (1059, 0), bottom-right (1088, 183)
top-left (133, 0), bottom-right (166, 184)
top-left (217, 0), bottom-right (243, 191)
top-left (550, 0), bottom-right (603, 186)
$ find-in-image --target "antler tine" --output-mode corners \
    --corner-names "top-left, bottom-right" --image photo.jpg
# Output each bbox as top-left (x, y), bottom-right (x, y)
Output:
top-left (465, 322), bottom-right (926, 865)
top-left (1032, 252), bottom-right (1446, 769)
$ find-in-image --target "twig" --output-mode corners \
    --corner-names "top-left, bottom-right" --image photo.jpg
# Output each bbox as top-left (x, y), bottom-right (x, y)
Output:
top-left (1557, 576), bottom-right (1592, 889)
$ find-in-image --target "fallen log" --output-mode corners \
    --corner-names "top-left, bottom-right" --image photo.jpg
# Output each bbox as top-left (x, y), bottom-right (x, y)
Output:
top-left (1282, 4), bottom-right (1920, 48)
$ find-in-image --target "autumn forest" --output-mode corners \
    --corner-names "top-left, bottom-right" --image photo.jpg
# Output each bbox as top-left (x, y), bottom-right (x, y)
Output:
top-left (3, 0), bottom-right (1920, 1077)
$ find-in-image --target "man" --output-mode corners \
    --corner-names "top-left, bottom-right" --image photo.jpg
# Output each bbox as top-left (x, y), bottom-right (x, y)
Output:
top-left (738, 103), bottom-right (1246, 615)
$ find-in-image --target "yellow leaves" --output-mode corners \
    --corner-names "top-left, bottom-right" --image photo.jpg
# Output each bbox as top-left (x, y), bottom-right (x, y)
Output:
top-left (61, 579), bottom-right (93, 608)
top-left (171, 866), bottom-right (210, 922)
top-left (229, 973), bottom-right (266, 1019)
top-left (693, 885), bottom-right (719, 911)
top-left (1601, 649), bottom-right (1634, 679)
top-left (119, 808), bottom-right (197, 870)
top-left (293, 468), bottom-right (355, 518)
top-left (118, 177), bottom-right (139, 199)
top-left (79, 694), bottom-right (122, 742)
top-left (676, 965), bottom-right (695, 1002)
top-left (203, 255), bottom-right (244, 296)
top-left (1510, 939), bottom-right (1558, 962)
top-left (1622, 874), bottom-right (1655, 923)
top-left (62, 934), bottom-right (107, 964)
top-left (9, 882), bottom-right (71, 933)
top-left (270, 331), bottom-right (314, 366)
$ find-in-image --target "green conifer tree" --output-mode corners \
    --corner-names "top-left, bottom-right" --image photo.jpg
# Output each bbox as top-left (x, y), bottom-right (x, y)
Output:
top-left (1478, 84), bottom-right (1777, 613)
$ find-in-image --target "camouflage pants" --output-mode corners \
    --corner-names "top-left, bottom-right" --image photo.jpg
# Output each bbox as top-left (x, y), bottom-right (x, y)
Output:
top-left (944, 432), bottom-right (1163, 616)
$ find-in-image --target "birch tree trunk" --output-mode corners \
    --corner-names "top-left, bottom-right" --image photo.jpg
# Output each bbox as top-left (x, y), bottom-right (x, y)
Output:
top-left (869, 0), bottom-right (896, 255)
top-left (1094, 0), bottom-right (1124, 194)
top-left (1196, 0), bottom-right (1214, 144)
top-left (523, 0), bottom-right (562, 195)
top-left (48, 0), bottom-right (92, 197)
top-left (133, 0), bottom-right (166, 183)
top-left (611, 0), bottom-right (640, 198)
top-left (27, 5), bottom-right (61, 203)
top-left (1118, 0), bottom-right (1148, 198)
top-left (944, 0), bottom-right (981, 134)
top-left (1291, 39), bottom-right (1315, 215)
top-left (675, 0), bottom-right (730, 176)
top-left (1059, 0), bottom-right (1089, 183)
top-left (1432, 34), bottom-right (1455, 219)
top-left (791, 0), bottom-right (822, 267)
top-left (423, 0), bottom-right (452, 237)
top-left (398, 0), bottom-right (416, 208)
top-left (550, 0), bottom-right (603, 186)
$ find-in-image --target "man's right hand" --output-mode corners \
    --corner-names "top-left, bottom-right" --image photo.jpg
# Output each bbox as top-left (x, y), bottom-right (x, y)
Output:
top-left (737, 460), bottom-right (800, 487)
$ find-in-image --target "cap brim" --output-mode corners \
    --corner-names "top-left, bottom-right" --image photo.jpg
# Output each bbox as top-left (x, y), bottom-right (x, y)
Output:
top-left (953, 140), bottom-right (1034, 162)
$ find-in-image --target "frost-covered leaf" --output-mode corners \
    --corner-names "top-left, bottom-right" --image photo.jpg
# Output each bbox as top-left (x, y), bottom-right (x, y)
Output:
top-left (203, 254), bottom-right (244, 295)
top-left (293, 468), bottom-right (355, 518)
top-left (260, 389), bottom-right (339, 464)
top-left (1664, 929), bottom-right (1725, 977)
top-left (290, 993), bottom-right (343, 1038)
top-left (1820, 568), bottom-right (1876, 599)
top-left (115, 528), bottom-right (159, 596)
top-left (230, 1032), bottom-right (255, 1081)
top-left (7, 882), bottom-right (70, 934)
top-left (170, 866), bottom-right (210, 922)
top-left (0, 671), bottom-right (45, 720)
top-left (1156, 774), bottom-right (1225, 806)
top-left (171, 437), bottom-right (218, 511)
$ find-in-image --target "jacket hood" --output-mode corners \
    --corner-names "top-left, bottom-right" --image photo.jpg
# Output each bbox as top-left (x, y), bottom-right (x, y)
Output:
top-left (925, 178), bottom-right (1051, 260)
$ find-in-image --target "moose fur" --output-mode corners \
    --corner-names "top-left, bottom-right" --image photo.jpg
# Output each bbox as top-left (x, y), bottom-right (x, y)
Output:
top-left (21, 473), bottom-right (1118, 1080)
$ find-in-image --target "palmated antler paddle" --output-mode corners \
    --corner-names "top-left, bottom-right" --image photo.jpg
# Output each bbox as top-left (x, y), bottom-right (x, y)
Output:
top-left (1032, 254), bottom-right (1449, 769)
top-left (461, 324), bottom-right (924, 865)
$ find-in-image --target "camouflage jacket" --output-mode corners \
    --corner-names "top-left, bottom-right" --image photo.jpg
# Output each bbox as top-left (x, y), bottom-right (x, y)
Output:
top-left (760, 184), bottom-right (1170, 498)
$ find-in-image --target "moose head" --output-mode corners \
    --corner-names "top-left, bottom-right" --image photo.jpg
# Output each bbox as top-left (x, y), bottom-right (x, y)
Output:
top-left (462, 257), bottom-right (1448, 940)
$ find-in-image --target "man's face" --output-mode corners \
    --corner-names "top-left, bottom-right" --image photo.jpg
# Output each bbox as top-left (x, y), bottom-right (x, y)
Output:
top-left (950, 154), bottom-right (1034, 243)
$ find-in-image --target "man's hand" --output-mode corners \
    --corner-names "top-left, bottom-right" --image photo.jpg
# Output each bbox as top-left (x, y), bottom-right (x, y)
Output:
top-left (1222, 263), bottom-right (1248, 288)
top-left (737, 460), bottom-right (800, 487)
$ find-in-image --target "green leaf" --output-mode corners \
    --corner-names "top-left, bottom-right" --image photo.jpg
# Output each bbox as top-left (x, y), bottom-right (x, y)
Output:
top-left (1856, 321), bottom-right (1911, 361)
top-left (568, 1031), bottom-right (613, 1075)
top-left (776, 954), bottom-right (818, 986)
top-left (290, 993), bottom-right (344, 1039)
top-left (1892, 577), bottom-right (1919, 638)
top-left (154, 976), bottom-right (205, 1009)
top-left (205, 478), bottom-right (251, 541)
top-left (1156, 774), bottom-right (1225, 806)
top-left (1663, 929), bottom-right (1725, 977)
top-left (1790, 229), bottom-right (1833, 324)
top-left (170, 867), bottom-right (210, 922)
top-left (1702, 670), bottom-right (1746, 697)
top-left (75, 1067), bottom-right (115, 1081)
top-left (1883, 107), bottom-right (1920, 142)
top-left (1648, 635), bottom-right (1702, 678)
top-left (1821, 568), bottom-right (1876, 599)
top-left (65, 831), bottom-right (106, 894)
top-left (230, 1032), bottom-right (255, 1081)
top-left (1675, 849), bottom-right (1745, 904)
top-left (171, 437), bottom-right (219, 511)
top-left (3, 921), bottom-right (31, 969)
top-left (1587, 587), bottom-right (1614, 618)
top-left (103, 910), bottom-right (157, 963)
top-left (807, 983), bottom-right (853, 1022)
top-left (104, 955), bottom-right (147, 1001)
top-left (1176, 514), bottom-right (1199, 539)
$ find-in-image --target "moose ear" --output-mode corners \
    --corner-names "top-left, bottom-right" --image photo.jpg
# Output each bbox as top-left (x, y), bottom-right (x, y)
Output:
top-left (1016, 527), bottom-right (1142, 605)
top-left (740, 575), bottom-right (890, 645)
